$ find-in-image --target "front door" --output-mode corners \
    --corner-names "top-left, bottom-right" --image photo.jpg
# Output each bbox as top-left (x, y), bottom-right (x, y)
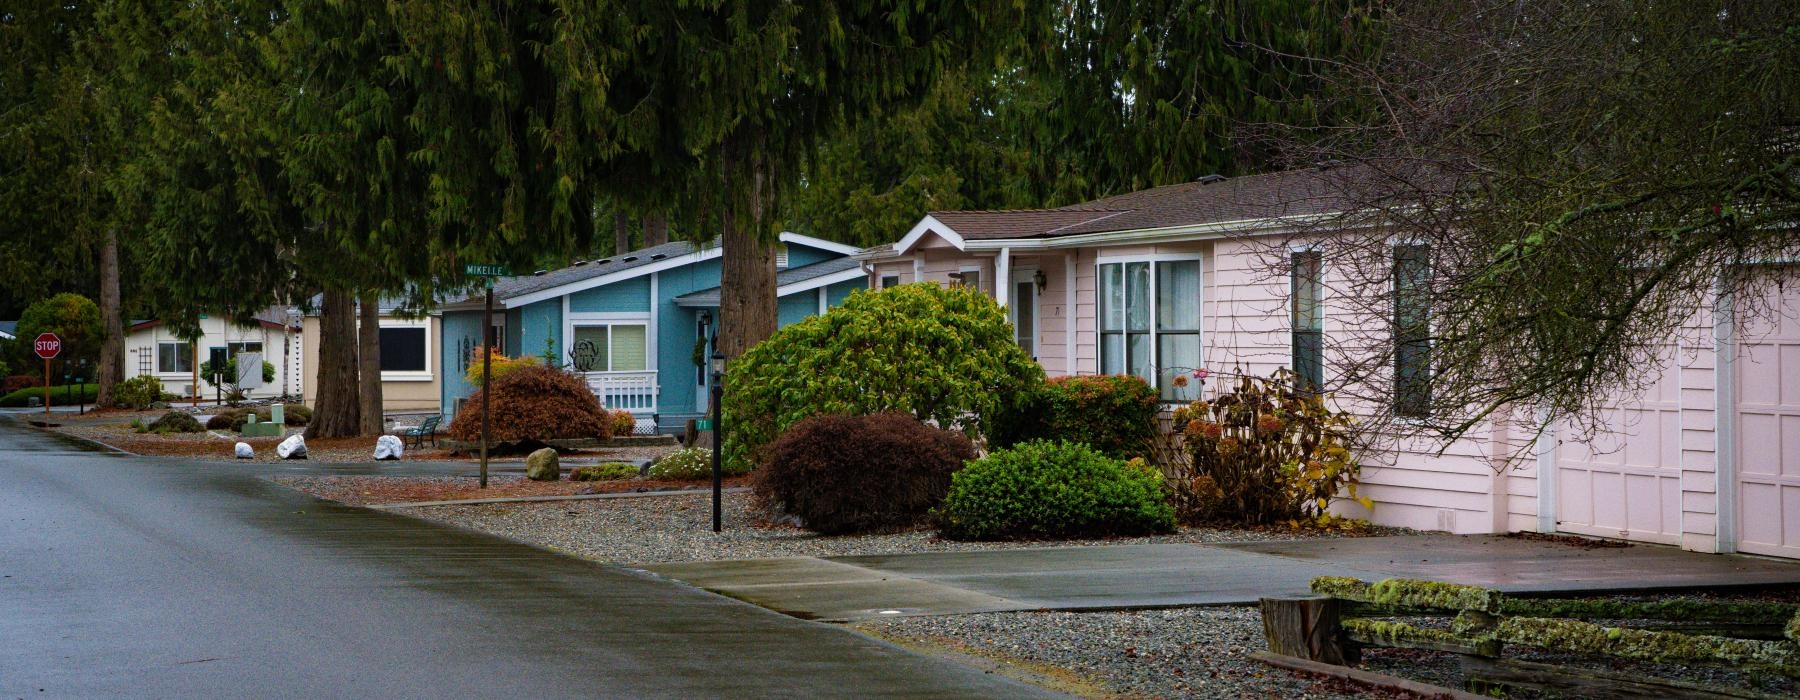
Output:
top-left (1009, 271), bottom-right (1037, 359)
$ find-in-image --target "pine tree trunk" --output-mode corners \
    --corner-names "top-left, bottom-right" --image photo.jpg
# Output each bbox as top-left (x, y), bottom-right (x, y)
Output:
top-left (644, 212), bottom-right (669, 246)
top-left (718, 132), bottom-right (779, 358)
top-left (93, 228), bottom-right (125, 407)
top-left (357, 291), bottom-right (384, 436)
top-left (613, 212), bottom-right (632, 255)
top-left (306, 289), bottom-right (361, 438)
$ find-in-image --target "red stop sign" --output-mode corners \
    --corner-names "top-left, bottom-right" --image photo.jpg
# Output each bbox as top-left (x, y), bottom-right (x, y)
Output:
top-left (34, 333), bottom-right (62, 360)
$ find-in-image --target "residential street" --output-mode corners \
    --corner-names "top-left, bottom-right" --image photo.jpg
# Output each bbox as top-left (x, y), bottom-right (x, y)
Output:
top-left (0, 418), bottom-right (1055, 699)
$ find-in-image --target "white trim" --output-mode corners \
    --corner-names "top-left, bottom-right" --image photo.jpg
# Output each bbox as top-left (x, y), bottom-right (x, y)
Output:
top-left (1065, 252), bottom-right (1077, 375)
top-left (777, 231), bottom-right (861, 256)
top-left (817, 287), bottom-right (828, 316)
top-left (648, 272), bottom-right (660, 378)
top-left (503, 244), bottom-right (723, 309)
top-left (995, 247), bottom-right (1012, 309)
top-left (1008, 266), bottom-right (1038, 359)
top-left (1713, 276), bottom-right (1738, 554)
top-left (912, 256), bottom-right (924, 282)
top-left (374, 317), bottom-right (432, 381)
top-left (560, 295), bottom-right (570, 366)
top-left (962, 212), bottom-right (1355, 252)
top-left (894, 215), bottom-right (964, 255)
top-left (1535, 407), bottom-right (1557, 534)
top-left (567, 312), bottom-right (652, 322)
top-left (779, 267), bottom-right (867, 297)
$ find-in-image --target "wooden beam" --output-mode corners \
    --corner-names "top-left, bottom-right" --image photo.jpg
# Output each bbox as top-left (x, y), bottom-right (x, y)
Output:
top-left (1260, 596), bottom-right (1357, 665)
top-left (1251, 651), bottom-right (1485, 700)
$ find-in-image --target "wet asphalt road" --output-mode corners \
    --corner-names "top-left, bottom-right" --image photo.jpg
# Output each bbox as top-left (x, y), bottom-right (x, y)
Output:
top-left (0, 420), bottom-right (1054, 698)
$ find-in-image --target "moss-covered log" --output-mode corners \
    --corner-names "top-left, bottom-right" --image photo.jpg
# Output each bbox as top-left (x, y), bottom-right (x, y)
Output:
top-left (1495, 616), bottom-right (1800, 675)
top-left (1312, 576), bottom-right (1505, 613)
top-left (1500, 597), bottom-right (1800, 624)
top-left (1342, 618), bottom-right (1503, 657)
top-left (1787, 610), bottom-right (1799, 642)
top-left (1309, 576), bottom-right (1370, 600)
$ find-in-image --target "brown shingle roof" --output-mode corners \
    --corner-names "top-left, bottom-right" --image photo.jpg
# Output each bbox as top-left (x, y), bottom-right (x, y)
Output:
top-left (918, 166), bottom-right (1376, 242)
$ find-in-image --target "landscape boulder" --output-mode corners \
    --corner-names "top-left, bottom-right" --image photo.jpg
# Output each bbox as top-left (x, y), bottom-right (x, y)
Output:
top-left (276, 434), bottom-right (308, 460)
top-left (374, 435), bottom-right (404, 461)
top-left (234, 442), bottom-right (253, 459)
top-left (525, 447), bottom-right (560, 481)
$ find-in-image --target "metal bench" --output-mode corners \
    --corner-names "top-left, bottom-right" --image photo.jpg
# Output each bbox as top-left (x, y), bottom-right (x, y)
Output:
top-left (399, 415), bottom-right (441, 449)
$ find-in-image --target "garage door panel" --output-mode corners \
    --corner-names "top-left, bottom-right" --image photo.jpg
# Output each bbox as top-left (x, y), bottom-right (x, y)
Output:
top-left (1734, 266), bottom-right (1800, 559)
top-left (1783, 345), bottom-right (1800, 404)
top-left (1740, 412), bottom-right (1781, 476)
top-left (1786, 414), bottom-right (1800, 477)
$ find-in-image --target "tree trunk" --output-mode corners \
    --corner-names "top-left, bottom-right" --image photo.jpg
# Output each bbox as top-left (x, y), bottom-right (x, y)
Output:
top-left (357, 291), bottom-right (384, 436)
top-left (93, 228), bottom-right (125, 407)
top-left (717, 131), bottom-right (779, 359)
top-left (306, 289), bottom-right (361, 438)
top-left (613, 212), bottom-right (632, 255)
top-left (643, 212), bottom-right (669, 246)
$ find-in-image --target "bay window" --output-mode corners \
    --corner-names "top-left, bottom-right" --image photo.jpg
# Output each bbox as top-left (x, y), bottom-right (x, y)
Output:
top-left (1098, 256), bottom-right (1201, 401)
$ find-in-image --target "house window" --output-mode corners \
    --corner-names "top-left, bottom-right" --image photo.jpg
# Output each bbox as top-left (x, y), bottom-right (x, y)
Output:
top-left (1099, 257), bottom-right (1201, 400)
top-left (953, 267), bottom-right (981, 292)
top-left (1393, 244), bottom-right (1432, 417)
top-left (157, 342), bottom-right (194, 374)
top-left (1291, 251), bottom-right (1324, 392)
top-left (570, 323), bottom-right (648, 372)
top-left (880, 275), bottom-right (901, 289)
top-left (227, 341), bottom-right (264, 358)
top-left (379, 327), bottom-right (428, 372)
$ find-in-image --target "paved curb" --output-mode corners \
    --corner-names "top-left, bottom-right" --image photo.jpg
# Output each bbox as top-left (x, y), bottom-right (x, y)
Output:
top-left (370, 486), bottom-right (751, 509)
top-left (4, 415), bottom-right (132, 455)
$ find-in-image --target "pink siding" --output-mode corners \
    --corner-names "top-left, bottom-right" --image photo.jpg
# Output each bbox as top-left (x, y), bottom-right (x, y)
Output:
top-left (873, 229), bottom-right (1795, 557)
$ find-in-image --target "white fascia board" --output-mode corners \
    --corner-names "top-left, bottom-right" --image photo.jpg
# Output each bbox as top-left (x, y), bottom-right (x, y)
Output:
top-left (959, 211), bottom-right (1354, 251)
top-left (776, 267), bottom-right (867, 297)
top-left (501, 245), bottom-right (723, 309)
top-left (777, 231), bottom-right (861, 256)
top-left (893, 214), bottom-right (964, 255)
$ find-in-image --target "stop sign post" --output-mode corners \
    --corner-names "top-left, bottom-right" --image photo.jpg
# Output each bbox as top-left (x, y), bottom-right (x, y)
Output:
top-left (34, 333), bottom-right (61, 414)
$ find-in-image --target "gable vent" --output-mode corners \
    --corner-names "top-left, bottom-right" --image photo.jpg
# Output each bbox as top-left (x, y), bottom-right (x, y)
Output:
top-left (623, 256), bottom-right (638, 263)
top-left (533, 269), bottom-right (547, 276)
top-left (651, 253), bottom-right (667, 260)
top-left (776, 244), bottom-right (789, 269)
top-left (1196, 174), bottom-right (1226, 185)
top-left (574, 260), bottom-right (589, 266)
top-left (597, 258), bottom-right (612, 264)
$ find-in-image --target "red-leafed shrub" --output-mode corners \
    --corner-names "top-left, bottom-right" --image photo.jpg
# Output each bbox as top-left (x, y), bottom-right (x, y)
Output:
top-left (754, 412), bottom-right (976, 534)
top-left (608, 408), bottom-right (636, 437)
top-left (448, 366), bottom-right (611, 443)
top-left (2, 375), bottom-right (41, 394)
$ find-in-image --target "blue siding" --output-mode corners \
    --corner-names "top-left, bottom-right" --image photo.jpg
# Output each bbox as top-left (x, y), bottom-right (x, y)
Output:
top-left (518, 299), bottom-right (562, 365)
top-left (503, 308), bottom-right (522, 356)
top-left (655, 260), bottom-right (722, 417)
top-left (569, 276), bottom-right (651, 313)
top-left (825, 279), bottom-right (863, 308)
top-left (777, 293), bottom-right (818, 327)
top-left (786, 242), bottom-right (839, 269)
top-left (440, 311), bottom-right (483, 418)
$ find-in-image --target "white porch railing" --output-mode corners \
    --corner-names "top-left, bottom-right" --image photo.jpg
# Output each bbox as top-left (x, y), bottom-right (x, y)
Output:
top-left (585, 370), bottom-right (659, 415)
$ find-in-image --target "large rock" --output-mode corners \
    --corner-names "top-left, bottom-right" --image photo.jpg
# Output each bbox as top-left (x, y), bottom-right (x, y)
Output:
top-left (276, 434), bottom-right (308, 460)
top-left (374, 435), bottom-right (404, 461)
top-left (525, 448), bottom-right (560, 481)
top-left (234, 442), bottom-right (254, 459)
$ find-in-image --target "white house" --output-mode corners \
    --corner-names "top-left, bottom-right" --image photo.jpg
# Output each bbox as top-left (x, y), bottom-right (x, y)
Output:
top-left (124, 308), bottom-right (304, 401)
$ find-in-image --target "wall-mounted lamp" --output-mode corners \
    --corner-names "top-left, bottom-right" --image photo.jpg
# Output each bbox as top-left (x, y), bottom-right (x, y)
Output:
top-left (1033, 269), bottom-right (1048, 292)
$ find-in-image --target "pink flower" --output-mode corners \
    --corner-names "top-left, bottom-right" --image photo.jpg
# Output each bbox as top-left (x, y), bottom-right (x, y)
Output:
top-left (1192, 368), bottom-right (1209, 380)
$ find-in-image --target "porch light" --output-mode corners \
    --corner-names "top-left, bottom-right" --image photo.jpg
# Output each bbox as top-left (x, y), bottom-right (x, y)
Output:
top-left (1034, 269), bottom-right (1048, 292)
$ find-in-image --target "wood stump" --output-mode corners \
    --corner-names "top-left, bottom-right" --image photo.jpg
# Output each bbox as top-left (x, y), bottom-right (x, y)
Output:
top-left (1260, 596), bottom-right (1357, 665)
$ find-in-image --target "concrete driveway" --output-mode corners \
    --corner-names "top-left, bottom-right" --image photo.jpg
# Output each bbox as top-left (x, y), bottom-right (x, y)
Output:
top-left (642, 535), bottom-right (1800, 622)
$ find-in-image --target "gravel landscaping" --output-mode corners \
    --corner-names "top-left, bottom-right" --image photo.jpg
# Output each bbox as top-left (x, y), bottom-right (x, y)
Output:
top-left (861, 608), bottom-right (1397, 699)
top-left (400, 490), bottom-right (1405, 564)
top-left (274, 474), bottom-right (746, 506)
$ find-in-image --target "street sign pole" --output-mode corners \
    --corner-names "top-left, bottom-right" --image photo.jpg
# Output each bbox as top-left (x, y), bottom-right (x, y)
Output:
top-left (480, 280), bottom-right (494, 490)
top-left (33, 333), bottom-right (61, 415)
top-left (42, 356), bottom-right (49, 415)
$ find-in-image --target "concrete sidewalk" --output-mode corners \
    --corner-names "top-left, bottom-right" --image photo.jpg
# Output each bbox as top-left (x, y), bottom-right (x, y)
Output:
top-left (639, 534), bottom-right (1800, 622)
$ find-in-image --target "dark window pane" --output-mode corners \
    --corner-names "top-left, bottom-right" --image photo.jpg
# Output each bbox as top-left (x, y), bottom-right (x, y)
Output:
top-left (1393, 245), bottom-right (1432, 417)
top-left (1292, 251), bottom-right (1324, 391)
top-left (379, 327), bottom-right (427, 372)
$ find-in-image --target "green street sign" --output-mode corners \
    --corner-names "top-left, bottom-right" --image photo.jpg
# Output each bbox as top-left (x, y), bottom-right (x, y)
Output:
top-left (464, 263), bottom-right (512, 277)
top-left (695, 419), bottom-right (713, 431)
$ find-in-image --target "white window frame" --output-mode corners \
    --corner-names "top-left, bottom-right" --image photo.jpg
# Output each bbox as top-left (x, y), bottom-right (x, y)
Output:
top-left (377, 319), bottom-right (433, 382)
top-left (564, 312), bottom-right (654, 373)
top-left (1095, 253), bottom-right (1205, 399)
top-left (156, 340), bottom-right (195, 376)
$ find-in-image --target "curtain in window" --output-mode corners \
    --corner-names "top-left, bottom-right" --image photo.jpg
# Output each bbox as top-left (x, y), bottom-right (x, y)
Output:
top-left (1101, 259), bottom-right (1201, 399)
top-left (1156, 260), bottom-right (1201, 401)
top-left (610, 325), bottom-right (648, 371)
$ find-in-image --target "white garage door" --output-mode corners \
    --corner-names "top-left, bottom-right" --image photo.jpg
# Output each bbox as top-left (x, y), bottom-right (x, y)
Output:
top-left (1554, 348), bottom-right (1684, 545)
top-left (1735, 269), bottom-right (1800, 559)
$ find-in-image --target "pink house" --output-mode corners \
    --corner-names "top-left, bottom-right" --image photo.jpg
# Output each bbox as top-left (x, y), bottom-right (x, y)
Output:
top-left (858, 168), bottom-right (1800, 560)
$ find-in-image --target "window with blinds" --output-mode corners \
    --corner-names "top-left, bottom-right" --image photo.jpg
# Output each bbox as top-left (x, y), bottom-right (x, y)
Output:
top-left (572, 323), bottom-right (648, 372)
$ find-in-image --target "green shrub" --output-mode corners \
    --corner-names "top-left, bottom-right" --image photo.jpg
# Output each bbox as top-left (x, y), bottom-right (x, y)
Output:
top-left (937, 440), bottom-right (1176, 541)
top-left (1171, 369), bottom-right (1370, 527)
top-left (0, 383), bottom-right (100, 407)
top-left (113, 376), bottom-right (165, 410)
top-left (723, 283), bottom-right (1042, 473)
top-left (990, 375), bottom-right (1160, 459)
top-left (280, 403), bottom-right (311, 426)
top-left (12, 293), bottom-right (99, 370)
top-left (145, 411), bottom-right (203, 434)
top-left (648, 447), bottom-right (737, 480)
top-left (755, 412), bottom-right (977, 534)
top-left (225, 404), bottom-right (310, 432)
top-left (571, 462), bottom-right (641, 481)
top-left (206, 408), bottom-right (248, 430)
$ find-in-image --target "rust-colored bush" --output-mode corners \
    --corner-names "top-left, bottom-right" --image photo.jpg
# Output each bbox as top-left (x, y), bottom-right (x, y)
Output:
top-left (608, 409), bottom-right (636, 437)
top-left (754, 412), bottom-right (976, 534)
top-left (2, 375), bottom-right (41, 394)
top-left (447, 365), bottom-right (611, 443)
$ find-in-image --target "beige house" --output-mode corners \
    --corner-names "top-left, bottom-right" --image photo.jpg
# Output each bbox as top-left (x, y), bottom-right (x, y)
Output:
top-left (300, 299), bottom-right (442, 415)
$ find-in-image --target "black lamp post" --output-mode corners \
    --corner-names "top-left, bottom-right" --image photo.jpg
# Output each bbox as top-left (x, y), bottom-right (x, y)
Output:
top-left (710, 350), bottom-right (725, 533)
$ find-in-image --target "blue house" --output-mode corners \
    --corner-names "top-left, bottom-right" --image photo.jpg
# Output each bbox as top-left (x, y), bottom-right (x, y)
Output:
top-left (438, 233), bottom-right (866, 433)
